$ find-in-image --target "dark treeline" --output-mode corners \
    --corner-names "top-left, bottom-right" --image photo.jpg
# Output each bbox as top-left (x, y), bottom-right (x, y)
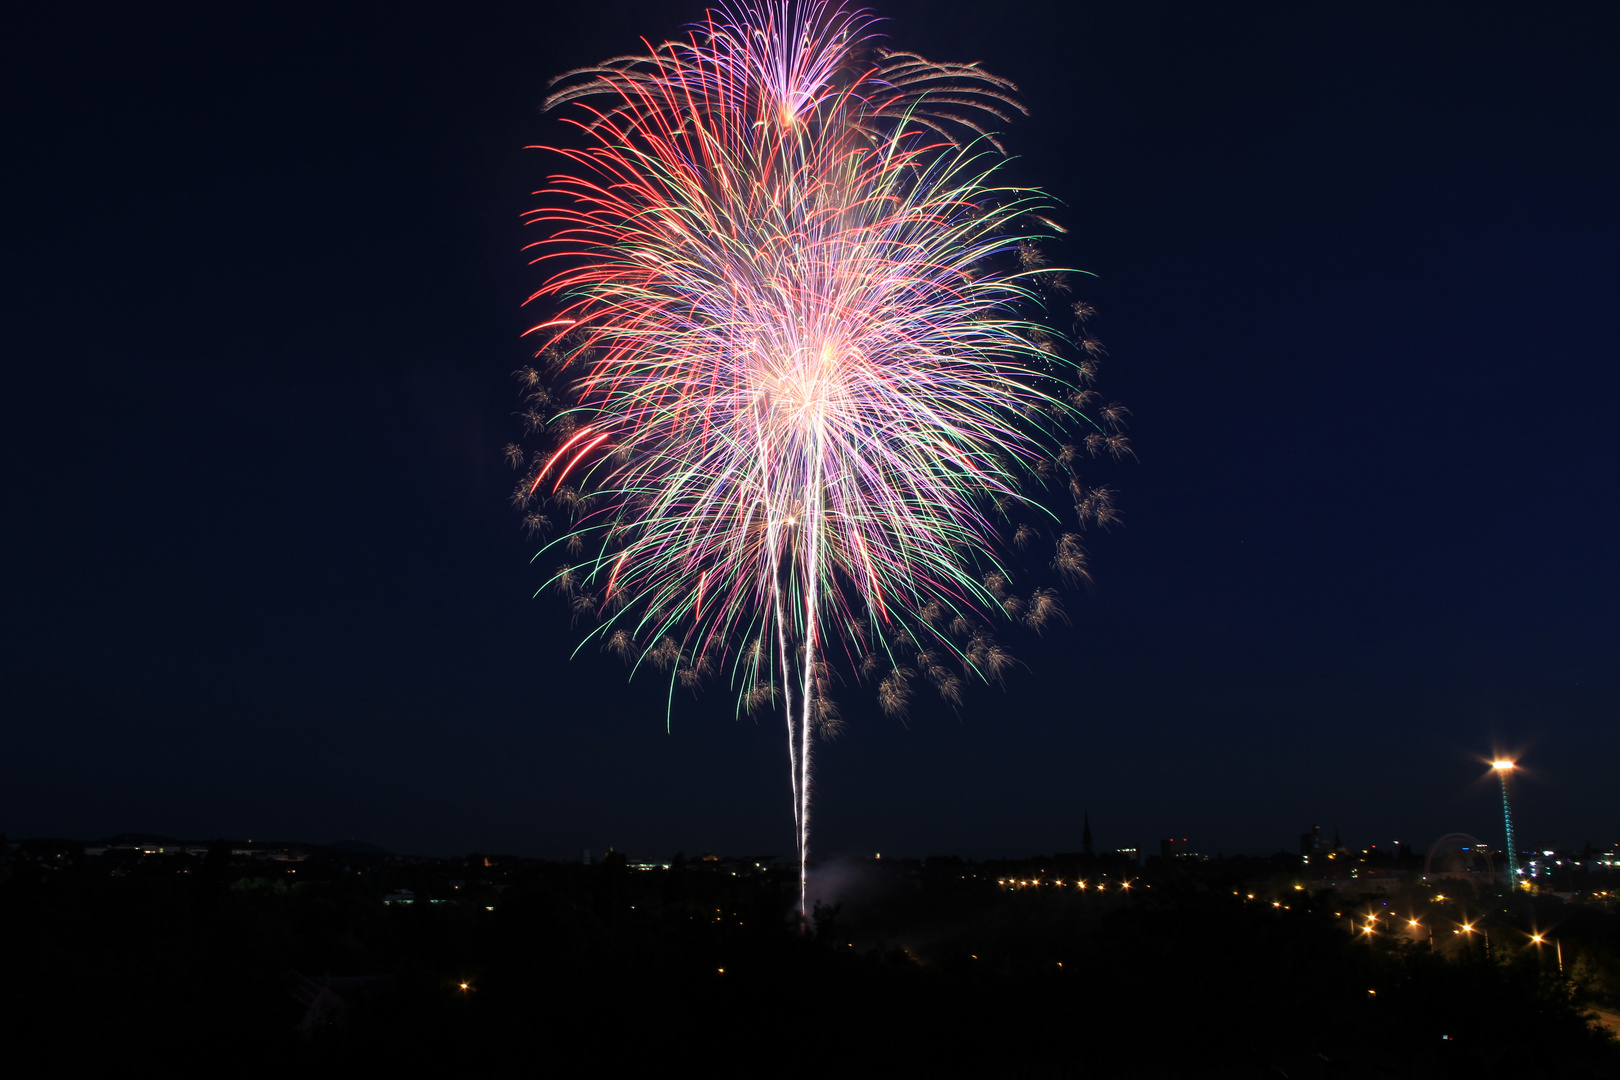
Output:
top-left (3, 841), bottom-right (1617, 1077)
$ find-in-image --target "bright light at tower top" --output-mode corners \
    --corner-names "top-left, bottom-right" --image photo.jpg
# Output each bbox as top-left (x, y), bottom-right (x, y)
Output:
top-left (1492, 760), bottom-right (1515, 770)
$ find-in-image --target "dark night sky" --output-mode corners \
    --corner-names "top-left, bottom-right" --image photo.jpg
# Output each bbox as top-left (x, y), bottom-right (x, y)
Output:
top-left (5, 1), bottom-right (1616, 861)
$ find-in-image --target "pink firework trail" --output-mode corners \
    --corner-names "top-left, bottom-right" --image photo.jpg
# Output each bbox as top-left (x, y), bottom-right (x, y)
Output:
top-left (515, 0), bottom-right (1124, 919)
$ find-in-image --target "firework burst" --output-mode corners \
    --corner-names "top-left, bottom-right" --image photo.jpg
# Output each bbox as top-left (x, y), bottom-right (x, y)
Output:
top-left (515, 0), bottom-right (1124, 917)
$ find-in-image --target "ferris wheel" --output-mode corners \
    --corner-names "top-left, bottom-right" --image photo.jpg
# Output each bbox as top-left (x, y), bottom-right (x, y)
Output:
top-left (1424, 832), bottom-right (1495, 885)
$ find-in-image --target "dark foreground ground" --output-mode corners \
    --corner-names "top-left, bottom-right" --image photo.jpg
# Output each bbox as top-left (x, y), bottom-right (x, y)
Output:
top-left (4, 841), bottom-right (1617, 1078)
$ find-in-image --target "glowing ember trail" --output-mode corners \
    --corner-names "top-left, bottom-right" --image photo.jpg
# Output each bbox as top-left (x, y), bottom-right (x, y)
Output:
top-left (512, 0), bottom-right (1125, 920)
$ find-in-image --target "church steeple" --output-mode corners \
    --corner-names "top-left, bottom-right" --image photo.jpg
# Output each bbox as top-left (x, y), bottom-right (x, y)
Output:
top-left (1083, 809), bottom-right (1094, 856)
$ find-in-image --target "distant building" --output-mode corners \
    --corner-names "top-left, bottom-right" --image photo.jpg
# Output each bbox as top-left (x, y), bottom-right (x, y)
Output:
top-left (1082, 810), bottom-right (1094, 857)
top-left (1160, 838), bottom-right (1188, 859)
top-left (293, 974), bottom-right (393, 1039)
top-left (1115, 847), bottom-right (1140, 865)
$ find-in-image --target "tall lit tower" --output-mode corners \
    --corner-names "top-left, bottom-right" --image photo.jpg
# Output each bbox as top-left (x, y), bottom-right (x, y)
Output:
top-left (1492, 760), bottom-right (1520, 883)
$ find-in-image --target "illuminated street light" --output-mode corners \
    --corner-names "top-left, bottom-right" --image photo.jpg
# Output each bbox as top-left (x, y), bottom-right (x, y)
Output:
top-left (1527, 930), bottom-right (1550, 973)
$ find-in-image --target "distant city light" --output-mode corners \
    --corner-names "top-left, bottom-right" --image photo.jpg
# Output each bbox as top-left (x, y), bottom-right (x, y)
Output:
top-left (1492, 760), bottom-right (1514, 770)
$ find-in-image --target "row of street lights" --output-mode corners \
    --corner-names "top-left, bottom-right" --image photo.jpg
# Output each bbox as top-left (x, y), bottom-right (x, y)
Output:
top-left (997, 878), bottom-right (1136, 892)
top-left (1351, 906), bottom-right (1563, 973)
